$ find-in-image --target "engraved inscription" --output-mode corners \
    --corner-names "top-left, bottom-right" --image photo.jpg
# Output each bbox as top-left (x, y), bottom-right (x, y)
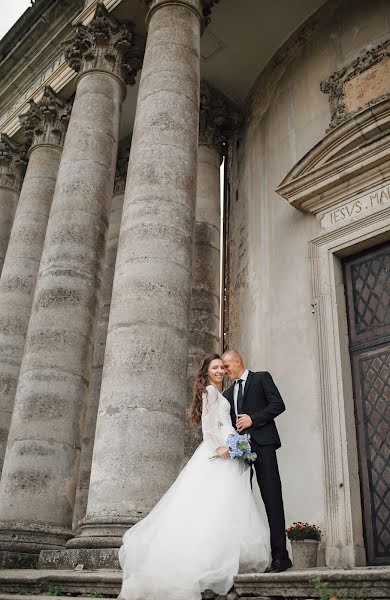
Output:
top-left (320, 186), bottom-right (390, 230)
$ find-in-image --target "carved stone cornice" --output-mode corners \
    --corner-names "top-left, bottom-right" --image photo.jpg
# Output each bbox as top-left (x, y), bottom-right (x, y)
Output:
top-left (63, 3), bottom-right (145, 86)
top-left (276, 98), bottom-right (390, 214)
top-left (114, 135), bottom-right (131, 195)
top-left (199, 80), bottom-right (242, 158)
top-left (144, 0), bottom-right (219, 26)
top-left (321, 39), bottom-right (390, 130)
top-left (0, 134), bottom-right (27, 192)
top-left (19, 87), bottom-right (72, 149)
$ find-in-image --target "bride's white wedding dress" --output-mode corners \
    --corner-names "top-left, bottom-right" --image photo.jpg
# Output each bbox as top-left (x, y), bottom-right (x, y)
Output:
top-left (119, 384), bottom-right (270, 600)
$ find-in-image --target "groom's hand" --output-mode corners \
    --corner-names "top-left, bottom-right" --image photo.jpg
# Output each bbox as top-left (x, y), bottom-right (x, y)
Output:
top-left (236, 414), bottom-right (252, 432)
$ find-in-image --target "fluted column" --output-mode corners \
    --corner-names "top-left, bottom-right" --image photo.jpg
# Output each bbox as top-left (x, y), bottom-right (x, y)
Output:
top-left (74, 0), bottom-right (219, 550)
top-left (185, 81), bottom-right (241, 459)
top-left (0, 88), bottom-right (71, 477)
top-left (0, 135), bottom-right (27, 276)
top-left (72, 138), bottom-right (130, 531)
top-left (0, 4), bottom-right (143, 564)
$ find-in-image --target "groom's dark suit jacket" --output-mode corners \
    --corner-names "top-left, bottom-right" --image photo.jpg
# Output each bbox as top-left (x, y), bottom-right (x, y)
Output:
top-left (223, 371), bottom-right (285, 448)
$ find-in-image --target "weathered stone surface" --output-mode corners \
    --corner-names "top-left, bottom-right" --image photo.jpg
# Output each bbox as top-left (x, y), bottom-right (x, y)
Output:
top-left (39, 547), bottom-right (120, 570)
top-left (0, 522), bottom-right (71, 569)
top-left (185, 143), bottom-right (221, 458)
top-left (234, 568), bottom-right (390, 598)
top-left (344, 55), bottom-right (390, 113)
top-left (0, 596), bottom-right (103, 600)
top-left (0, 71), bottom-right (121, 550)
top-left (185, 83), bottom-right (242, 460)
top-left (0, 567), bottom-right (235, 597)
top-left (0, 567), bottom-right (389, 599)
top-left (77, 0), bottom-right (202, 549)
top-left (0, 89), bottom-right (71, 476)
top-left (0, 6), bottom-right (139, 557)
top-left (199, 80), bottom-right (242, 155)
top-left (145, 0), bottom-right (220, 27)
top-left (321, 38), bottom-right (390, 129)
top-left (113, 136), bottom-right (131, 195)
top-left (0, 551), bottom-right (39, 570)
top-left (0, 569), bottom-right (122, 596)
top-left (72, 155), bottom-right (127, 530)
top-left (0, 135), bottom-right (27, 276)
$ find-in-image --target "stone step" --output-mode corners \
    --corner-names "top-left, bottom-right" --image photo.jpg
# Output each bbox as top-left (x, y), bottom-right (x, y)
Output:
top-left (0, 567), bottom-right (389, 599)
top-left (0, 596), bottom-right (97, 600)
top-left (235, 566), bottom-right (390, 599)
top-left (0, 570), bottom-right (227, 599)
top-left (0, 570), bottom-right (120, 597)
top-left (0, 596), bottom-right (230, 600)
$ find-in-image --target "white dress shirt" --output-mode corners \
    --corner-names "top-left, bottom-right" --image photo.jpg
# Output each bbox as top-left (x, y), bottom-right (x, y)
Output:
top-left (233, 369), bottom-right (249, 416)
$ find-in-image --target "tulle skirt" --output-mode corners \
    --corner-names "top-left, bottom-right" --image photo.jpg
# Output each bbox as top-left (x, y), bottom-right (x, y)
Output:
top-left (119, 441), bottom-right (270, 600)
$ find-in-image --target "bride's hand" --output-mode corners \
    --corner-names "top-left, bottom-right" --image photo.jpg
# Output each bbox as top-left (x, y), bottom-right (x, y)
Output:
top-left (216, 446), bottom-right (230, 459)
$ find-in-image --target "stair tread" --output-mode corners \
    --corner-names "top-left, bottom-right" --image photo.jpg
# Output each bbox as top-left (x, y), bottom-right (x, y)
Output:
top-left (0, 596), bottom-right (105, 600)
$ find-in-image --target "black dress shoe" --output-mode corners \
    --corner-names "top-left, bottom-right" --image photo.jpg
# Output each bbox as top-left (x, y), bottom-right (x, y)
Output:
top-left (265, 557), bottom-right (293, 573)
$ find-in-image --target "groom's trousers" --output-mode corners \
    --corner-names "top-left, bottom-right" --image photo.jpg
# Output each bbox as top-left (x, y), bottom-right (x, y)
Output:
top-left (251, 441), bottom-right (288, 561)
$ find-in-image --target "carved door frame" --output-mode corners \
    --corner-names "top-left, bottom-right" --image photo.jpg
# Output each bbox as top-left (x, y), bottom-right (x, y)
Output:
top-left (310, 213), bottom-right (390, 566)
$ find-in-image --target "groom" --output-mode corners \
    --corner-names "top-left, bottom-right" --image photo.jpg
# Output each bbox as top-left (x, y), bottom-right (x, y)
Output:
top-left (222, 350), bottom-right (292, 573)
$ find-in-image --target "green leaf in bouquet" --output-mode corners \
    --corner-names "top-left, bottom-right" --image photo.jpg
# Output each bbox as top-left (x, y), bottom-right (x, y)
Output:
top-left (245, 452), bottom-right (257, 462)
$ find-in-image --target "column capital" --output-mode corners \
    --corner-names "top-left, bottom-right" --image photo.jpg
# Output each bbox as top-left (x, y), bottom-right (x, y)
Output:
top-left (63, 3), bottom-right (145, 86)
top-left (0, 134), bottom-right (27, 192)
top-left (19, 87), bottom-right (72, 150)
top-left (144, 0), bottom-right (219, 26)
top-left (114, 136), bottom-right (131, 195)
top-left (199, 80), bottom-right (242, 158)
top-left (201, 0), bottom-right (220, 26)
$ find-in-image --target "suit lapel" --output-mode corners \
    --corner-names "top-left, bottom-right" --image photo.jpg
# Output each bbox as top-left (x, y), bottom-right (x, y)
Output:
top-left (242, 370), bottom-right (254, 404)
top-left (225, 373), bottom-right (252, 415)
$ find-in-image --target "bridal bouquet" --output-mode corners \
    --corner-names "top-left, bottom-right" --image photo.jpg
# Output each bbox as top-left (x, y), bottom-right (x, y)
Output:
top-left (210, 433), bottom-right (257, 464)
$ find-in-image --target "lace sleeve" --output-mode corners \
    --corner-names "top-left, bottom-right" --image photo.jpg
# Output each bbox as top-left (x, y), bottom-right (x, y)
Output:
top-left (201, 385), bottom-right (226, 452)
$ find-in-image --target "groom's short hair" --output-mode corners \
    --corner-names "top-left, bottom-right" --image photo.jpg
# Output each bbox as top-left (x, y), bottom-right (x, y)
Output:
top-left (222, 350), bottom-right (244, 365)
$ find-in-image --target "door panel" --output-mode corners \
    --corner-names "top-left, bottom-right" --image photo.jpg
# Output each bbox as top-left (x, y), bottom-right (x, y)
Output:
top-left (344, 243), bottom-right (390, 565)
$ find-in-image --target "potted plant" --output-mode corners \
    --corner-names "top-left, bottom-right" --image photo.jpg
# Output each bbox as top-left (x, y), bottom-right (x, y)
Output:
top-left (286, 522), bottom-right (322, 569)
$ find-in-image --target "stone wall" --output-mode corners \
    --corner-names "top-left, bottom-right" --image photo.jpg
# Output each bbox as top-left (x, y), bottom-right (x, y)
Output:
top-left (225, 0), bottom-right (390, 558)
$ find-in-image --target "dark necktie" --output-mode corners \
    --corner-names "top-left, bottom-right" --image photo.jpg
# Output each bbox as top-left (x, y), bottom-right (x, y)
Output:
top-left (236, 378), bottom-right (244, 415)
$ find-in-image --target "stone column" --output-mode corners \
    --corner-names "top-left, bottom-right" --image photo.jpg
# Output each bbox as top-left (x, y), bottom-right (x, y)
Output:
top-left (0, 4), bottom-right (143, 566)
top-left (0, 135), bottom-right (27, 276)
top-left (0, 88), bottom-right (70, 478)
top-left (72, 0), bottom-right (219, 552)
top-left (72, 138), bottom-right (130, 532)
top-left (185, 81), bottom-right (242, 459)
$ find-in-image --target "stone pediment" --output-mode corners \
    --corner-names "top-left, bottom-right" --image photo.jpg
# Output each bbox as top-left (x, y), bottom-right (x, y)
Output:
top-left (276, 98), bottom-right (390, 215)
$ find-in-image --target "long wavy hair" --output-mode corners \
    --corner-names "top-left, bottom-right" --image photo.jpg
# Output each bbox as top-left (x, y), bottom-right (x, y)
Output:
top-left (188, 353), bottom-right (221, 426)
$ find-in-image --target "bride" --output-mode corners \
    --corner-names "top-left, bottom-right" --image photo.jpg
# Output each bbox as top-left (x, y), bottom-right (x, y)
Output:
top-left (119, 354), bottom-right (270, 600)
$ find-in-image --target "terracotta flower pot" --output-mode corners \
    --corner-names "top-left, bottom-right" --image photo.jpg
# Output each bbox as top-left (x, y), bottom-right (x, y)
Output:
top-left (290, 539), bottom-right (319, 569)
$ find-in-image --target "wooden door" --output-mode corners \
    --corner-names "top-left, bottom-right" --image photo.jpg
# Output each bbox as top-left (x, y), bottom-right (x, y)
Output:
top-left (343, 243), bottom-right (390, 565)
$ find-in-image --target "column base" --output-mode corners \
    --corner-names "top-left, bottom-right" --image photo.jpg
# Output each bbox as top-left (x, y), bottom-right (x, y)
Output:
top-left (66, 514), bottom-right (141, 549)
top-left (0, 522), bottom-right (72, 557)
top-left (38, 547), bottom-right (120, 570)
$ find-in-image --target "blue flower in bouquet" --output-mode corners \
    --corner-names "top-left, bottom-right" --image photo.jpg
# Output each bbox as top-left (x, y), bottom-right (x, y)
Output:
top-left (209, 433), bottom-right (257, 464)
top-left (227, 433), bottom-right (257, 463)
